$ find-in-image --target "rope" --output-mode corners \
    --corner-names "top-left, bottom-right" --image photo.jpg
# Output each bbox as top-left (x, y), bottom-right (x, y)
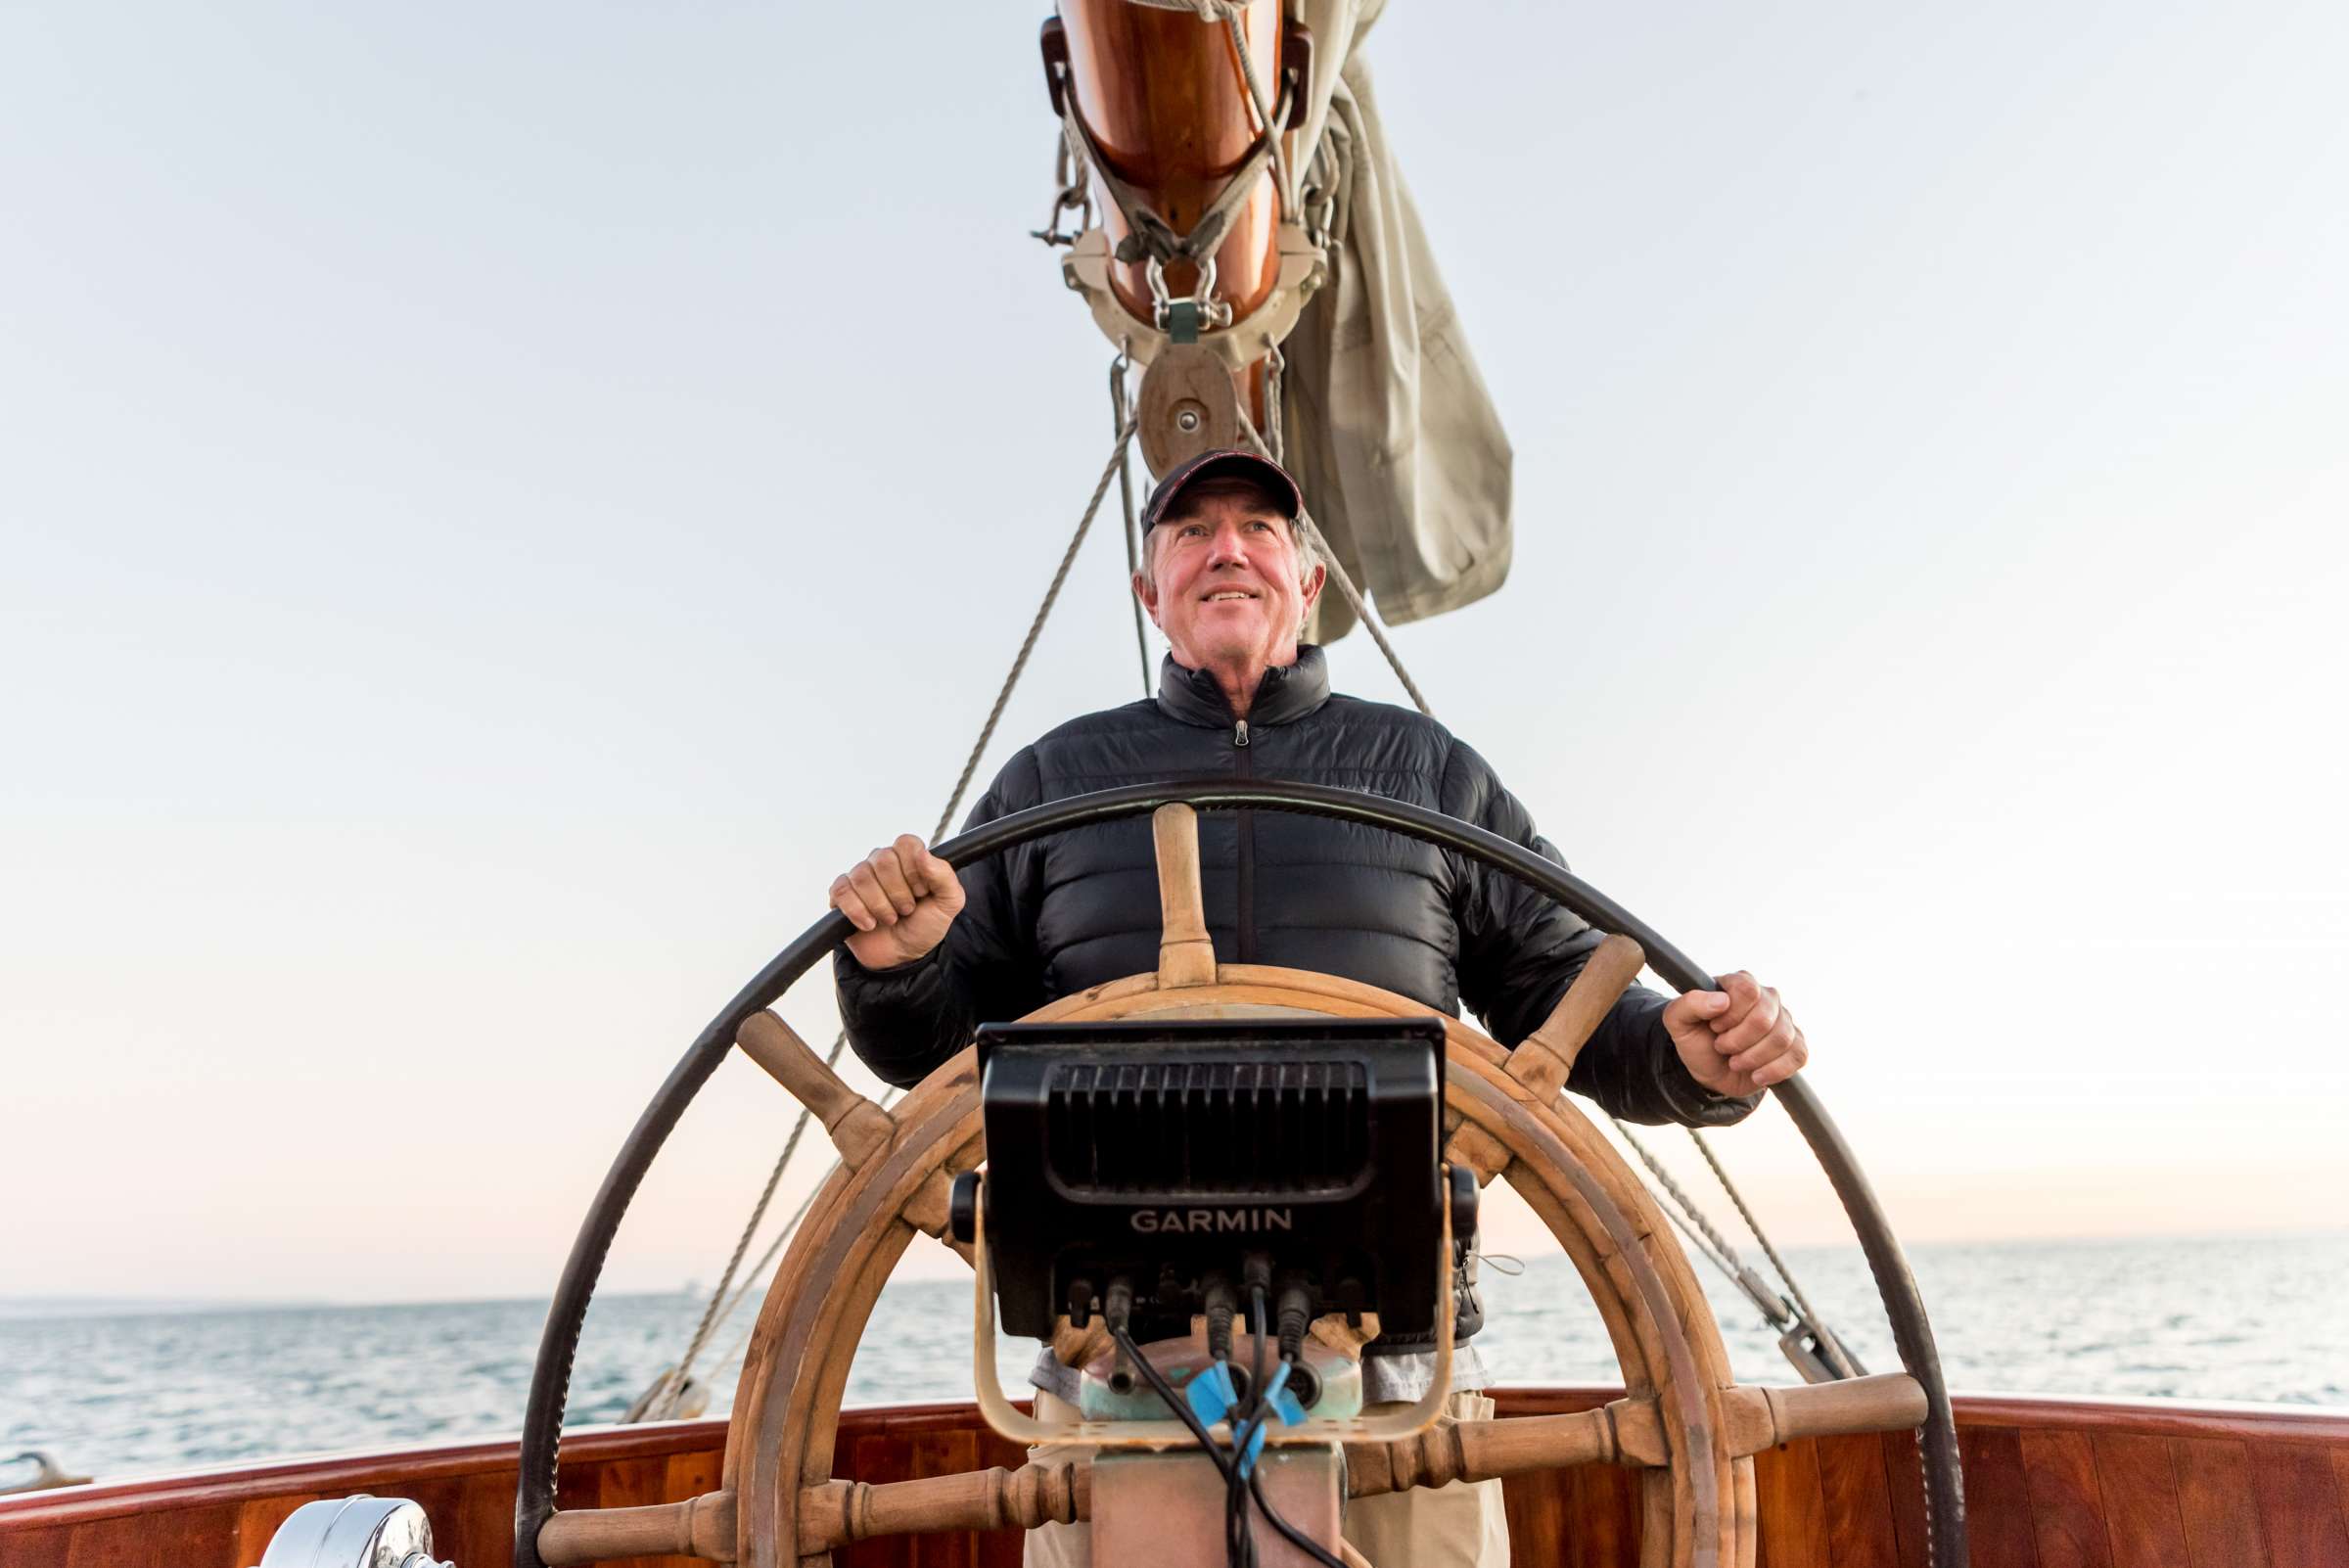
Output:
top-left (933, 414), bottom-right (1138, 840)
top-left (1112, 353), bottom-right (1153, 696)
top-left (1263, 342), bottom-right (1287, 467)
top-left (1067, 86), bottom-right (1284, 273)
top-left (626, 1031), bottom-right (852, 1420)
top-left (695, 1085), bottom-right (909, 1385)
top-left (641, 387), bottom-right (1142, 1421)
top-left (1608, 1117), bottom-right (1753, 1281)
top-left (1225, 13), bottom-right (1298, 219)
top-left (1232, 408), bottom-right (1433, 716)
top-left (1689, 1128), bottom-right (1862, 1378)
top-left (1658, 1197), bottom-right (1745, 1284)
top-left (1124, 0), bottom-right (1251, 18)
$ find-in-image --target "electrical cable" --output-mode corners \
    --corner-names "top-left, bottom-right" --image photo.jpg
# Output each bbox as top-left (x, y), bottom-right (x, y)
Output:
top-left (1226, 1357), bottom-right (1294, 1568)
top-left (1111, 1318), bottom-right (1347, 1567)
top-left (1239, 1352), bottom-right (1348, 1568)
top-left (1239, 1283), bottom-right (1272, 1565)
top-left (1109, 1323), bottom-right (1233, 1478)
top-left (1249, 1465), bottom-right (1349, 1568)
top-left (1110, 1322), bottom-right (1259, 1567)
top-left (1250, 1286), bottom-right (1268, 1422)
top-left (1227, 1428), bottom-right (1253, 1567)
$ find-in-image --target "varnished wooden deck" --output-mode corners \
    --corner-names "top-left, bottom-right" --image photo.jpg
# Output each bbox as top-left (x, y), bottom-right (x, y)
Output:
top-left (4, 1389), bottom-right (2344, 1567)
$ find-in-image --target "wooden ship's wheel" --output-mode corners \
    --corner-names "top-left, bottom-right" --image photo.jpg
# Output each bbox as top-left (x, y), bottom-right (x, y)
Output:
top-left (514, 782), bottom-right (1967, 1568)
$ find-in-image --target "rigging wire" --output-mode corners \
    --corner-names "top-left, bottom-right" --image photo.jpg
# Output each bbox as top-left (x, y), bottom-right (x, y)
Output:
top-left (696, 1085), bottom-right (907, 1383)
top-left (1607, 1116), bottom-right (1753, 1283)
top-left (1263, 342), bottom-right (1287, 468)
top-left (1655, 1189), bottom-right (1747, 1284)
top-left (1231, 406), bottom-right (1432, 717)
top-left (624, 1028), bottom-right (851, 1421)
top-left (932, 413), bottom-right (1139, 840)
top-left (1611, 1118), bottom-right (1864, 1378)
top-left (1112, 350), bottom-right (1154, 696)
top-left (1689, 1127), bottom-right (1862, 1379)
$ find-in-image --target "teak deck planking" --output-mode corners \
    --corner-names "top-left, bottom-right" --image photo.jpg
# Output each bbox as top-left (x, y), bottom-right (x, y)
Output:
top-left (5, 1390), bottom-right (2345, 1567)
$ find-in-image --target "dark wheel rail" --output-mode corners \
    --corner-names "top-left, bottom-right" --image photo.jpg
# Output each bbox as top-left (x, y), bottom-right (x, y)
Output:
top-left (515, 778), bottom-right (1965, 1568)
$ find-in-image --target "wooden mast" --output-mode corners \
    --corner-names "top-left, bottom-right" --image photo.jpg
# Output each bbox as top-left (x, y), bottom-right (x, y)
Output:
top-left (1048, 2), bottom-right (1303, 445)
top-left (1056, 2), bottom-right (1285, 336)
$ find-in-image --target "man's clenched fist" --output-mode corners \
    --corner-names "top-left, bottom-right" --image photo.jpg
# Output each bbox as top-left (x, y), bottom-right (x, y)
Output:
top-left (830, 834), bottom-right (966, 971)
top-left (1661, 971), bottom-right (1809, 1097)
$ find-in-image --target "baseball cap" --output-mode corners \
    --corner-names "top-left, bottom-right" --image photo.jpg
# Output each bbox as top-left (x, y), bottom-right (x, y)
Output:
top-left (1141, 448), bottom-right (1304, 531)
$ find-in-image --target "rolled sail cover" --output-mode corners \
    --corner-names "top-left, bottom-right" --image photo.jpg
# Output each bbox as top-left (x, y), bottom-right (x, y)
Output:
top-left (1281, 0), bottom-right (1512, 641)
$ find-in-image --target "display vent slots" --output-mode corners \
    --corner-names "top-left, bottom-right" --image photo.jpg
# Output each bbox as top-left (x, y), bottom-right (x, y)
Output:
top-left (1041, 1059), bottom-right (1371, 1197)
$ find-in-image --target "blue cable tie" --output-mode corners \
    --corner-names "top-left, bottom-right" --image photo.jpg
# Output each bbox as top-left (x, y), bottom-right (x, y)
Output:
top-left (1233, 1361), bottom-right (1295, 1481)
top-left (1187, 1359), bottom-right (1238, 1428)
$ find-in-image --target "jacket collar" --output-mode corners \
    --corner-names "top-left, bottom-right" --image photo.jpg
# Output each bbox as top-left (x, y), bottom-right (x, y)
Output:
top-left (1156, 645), bottom-right (1330, 728)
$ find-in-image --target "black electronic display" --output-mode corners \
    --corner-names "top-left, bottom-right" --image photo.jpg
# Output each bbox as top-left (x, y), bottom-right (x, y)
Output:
top-left (960, 1016), bottom-right (1467, 1346)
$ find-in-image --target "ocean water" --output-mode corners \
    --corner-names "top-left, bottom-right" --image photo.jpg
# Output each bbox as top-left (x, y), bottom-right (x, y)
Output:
top-left (3, 1232), bottom-right (2343, 1486)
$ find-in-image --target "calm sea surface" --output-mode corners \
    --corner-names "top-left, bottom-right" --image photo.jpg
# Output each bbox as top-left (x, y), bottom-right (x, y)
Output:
top-left (4, 1233), bottom-right (2344, 1484)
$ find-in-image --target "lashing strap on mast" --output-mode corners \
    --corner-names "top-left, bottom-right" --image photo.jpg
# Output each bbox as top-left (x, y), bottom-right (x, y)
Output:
top-left (1051, 70), bottom-right (1296, 273)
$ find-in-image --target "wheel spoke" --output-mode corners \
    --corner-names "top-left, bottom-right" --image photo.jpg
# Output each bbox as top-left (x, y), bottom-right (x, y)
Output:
top-left (536, 1493), bottom-right (735, 1565)
top-left (1442, 933), bottom-right (1647, 1189)
top-left (1509, 933), bottom-right (1644, 1102)
top-left (1345, 1402), bottom-right (1643, 1498)
top-left (797, 1461), bottom-right (1086, 1552)
top-left (1151, 804), bottom-right (1217, 987)
top-left (901, 1161), bottom-right (977, 1266)
top-left (737, 1010), bottom-right (895, 1170)
top-left (1721, 1373), bottom-right (1928, 1456)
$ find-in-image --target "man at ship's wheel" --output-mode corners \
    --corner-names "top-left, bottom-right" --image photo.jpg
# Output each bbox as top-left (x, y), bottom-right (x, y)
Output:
top-left (825, 448), bottom-right (1810, 1568)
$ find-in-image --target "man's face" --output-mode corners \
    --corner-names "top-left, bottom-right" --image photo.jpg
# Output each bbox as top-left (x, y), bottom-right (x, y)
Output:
top-left (1135, 479), bottom-right (1325, 673)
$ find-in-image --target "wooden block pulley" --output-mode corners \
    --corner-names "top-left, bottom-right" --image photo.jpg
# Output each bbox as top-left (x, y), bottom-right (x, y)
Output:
top-left (1137, 344), bottom-right (1244, 478)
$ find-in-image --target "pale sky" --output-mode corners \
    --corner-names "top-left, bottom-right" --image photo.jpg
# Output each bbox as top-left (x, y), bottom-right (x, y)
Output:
top-left (3, 0), bottom-right (2344, 1306)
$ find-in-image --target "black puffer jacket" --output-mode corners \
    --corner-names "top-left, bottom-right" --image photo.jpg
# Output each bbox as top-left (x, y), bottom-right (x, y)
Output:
top-left (836, 647), bottom-right (1757, 1131)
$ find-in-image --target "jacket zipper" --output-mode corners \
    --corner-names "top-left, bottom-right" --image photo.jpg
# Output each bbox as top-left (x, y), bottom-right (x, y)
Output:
top-left (1233, 719), bottom-right (1254, 964)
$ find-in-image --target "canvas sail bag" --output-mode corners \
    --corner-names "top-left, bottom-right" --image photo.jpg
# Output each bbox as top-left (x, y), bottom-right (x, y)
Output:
top-left (1280, 0), bottom-right (1514, 642)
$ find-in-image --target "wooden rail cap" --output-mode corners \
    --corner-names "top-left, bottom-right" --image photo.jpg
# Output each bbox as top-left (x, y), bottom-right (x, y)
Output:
top-left (1153, 803), bottom-right (1217, 988)
top-left (736, 1010), bottom-right (895, 1169)
top-left (537, 1490), bottom-right (735, 1564)
top-left (1511, 933), bottom-right (1644, 1102)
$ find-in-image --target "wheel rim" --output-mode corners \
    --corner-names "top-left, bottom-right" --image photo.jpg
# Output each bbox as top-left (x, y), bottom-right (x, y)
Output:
top-left (515, 779), bottom-right (1964, 1568)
